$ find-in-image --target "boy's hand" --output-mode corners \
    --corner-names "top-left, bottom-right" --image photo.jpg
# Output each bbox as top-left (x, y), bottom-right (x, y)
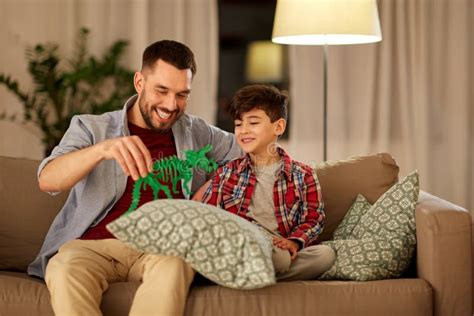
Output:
top-left (273, 237), bottom-right (300, 260)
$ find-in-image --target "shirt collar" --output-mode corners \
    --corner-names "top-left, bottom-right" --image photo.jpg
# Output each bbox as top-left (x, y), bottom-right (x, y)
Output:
top-left (236, 146), bottom-right (293, 180)
top-left (120, 95), bottom-right (138, 136)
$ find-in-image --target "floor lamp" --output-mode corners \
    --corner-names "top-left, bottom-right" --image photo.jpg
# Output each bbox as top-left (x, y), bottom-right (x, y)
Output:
top-left (271, 0), bottom-right (382, 161)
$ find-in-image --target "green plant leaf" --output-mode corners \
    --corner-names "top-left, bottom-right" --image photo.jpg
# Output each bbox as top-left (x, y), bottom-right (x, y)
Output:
top-left (0, 27), bottom-right (134, 156)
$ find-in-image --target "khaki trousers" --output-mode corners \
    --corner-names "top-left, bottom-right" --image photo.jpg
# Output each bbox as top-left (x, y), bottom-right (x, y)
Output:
top-left (45, 239), bottom-right (195, 316)
top-left (272, 245), bottom-right (336, 281)
top-left (273, 244), bottom-right (336, 281)
top-left (258, 227), bottom-right (336, 281)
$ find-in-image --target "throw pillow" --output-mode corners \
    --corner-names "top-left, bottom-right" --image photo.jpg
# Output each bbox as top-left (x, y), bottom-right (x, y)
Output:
top-left (332, 194), bottom-right (372, 240)
top-left (319, 171), bottom-right (419, 281)
top-left (352, 170), bottom-right (419, 241)
top-left (315, 153), bottom-right (399, 242)
top-left (106, 199), bottom-right (275, 290)
top-left (319, 237), bottom-right (414, 281)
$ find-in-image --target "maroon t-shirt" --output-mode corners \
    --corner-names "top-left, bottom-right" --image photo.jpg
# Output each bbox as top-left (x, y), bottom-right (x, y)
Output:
top-left (81, 123), bottom-right (185, 240)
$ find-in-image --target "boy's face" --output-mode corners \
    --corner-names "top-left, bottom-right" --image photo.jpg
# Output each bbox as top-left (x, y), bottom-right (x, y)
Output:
top-left (234, 108), bottom-right (286, 158)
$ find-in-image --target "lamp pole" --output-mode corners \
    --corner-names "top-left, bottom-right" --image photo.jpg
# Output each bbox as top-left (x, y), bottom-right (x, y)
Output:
top-left (323, 43), bottom-right (328, 161)
top-left (271, 0), bottom-right (382, 163)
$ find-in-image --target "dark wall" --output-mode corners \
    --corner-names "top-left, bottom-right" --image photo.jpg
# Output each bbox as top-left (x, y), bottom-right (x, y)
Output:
top-left (217, 1), bottom-right (277, 132)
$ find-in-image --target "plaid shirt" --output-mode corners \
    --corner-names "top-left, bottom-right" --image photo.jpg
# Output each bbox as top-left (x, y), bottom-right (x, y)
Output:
top-left (201, 147), bottom-right (325, 248)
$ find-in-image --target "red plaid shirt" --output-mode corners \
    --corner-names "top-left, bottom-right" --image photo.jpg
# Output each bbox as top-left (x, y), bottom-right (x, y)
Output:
top-left (201, 147), bottom-right (325, 247)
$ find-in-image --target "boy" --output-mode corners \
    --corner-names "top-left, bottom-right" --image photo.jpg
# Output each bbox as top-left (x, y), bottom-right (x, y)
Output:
top-left (201, 85), bottom-right (335, 281)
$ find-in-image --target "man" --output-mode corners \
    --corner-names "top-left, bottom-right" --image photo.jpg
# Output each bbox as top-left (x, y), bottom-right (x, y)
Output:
top-left (28, 40), bottom-right (241, 315)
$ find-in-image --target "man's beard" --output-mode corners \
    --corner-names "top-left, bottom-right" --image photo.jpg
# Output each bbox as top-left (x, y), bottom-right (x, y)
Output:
top-left (138, 91), bottom-right (183, 132)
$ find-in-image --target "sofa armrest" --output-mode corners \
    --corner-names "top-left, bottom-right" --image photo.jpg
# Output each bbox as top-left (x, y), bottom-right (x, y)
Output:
top-left (415, 191), bottom-right (472, 316)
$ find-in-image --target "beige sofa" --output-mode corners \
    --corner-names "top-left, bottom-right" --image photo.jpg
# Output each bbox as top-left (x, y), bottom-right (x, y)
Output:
top-left (0, 154), bottom-right (472, 316)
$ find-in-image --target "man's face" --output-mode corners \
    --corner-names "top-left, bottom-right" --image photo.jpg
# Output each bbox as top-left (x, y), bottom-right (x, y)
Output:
top-left (135, 59), bottom-right (192, 132)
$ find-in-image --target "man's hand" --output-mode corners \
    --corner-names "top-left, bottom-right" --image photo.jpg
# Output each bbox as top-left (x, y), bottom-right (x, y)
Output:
top-left (39, 135), bottom-right (154, 193)
top-left (99, 136), bottom-right (153, 180)
top-left (273, 237), bottom-right (300, 260)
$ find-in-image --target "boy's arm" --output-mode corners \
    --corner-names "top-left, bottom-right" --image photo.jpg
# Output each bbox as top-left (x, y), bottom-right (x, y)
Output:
top-left (192, 180), bottom-right (211, 201)
top-left (198, 170), bottom-right (223, 206)
top-left (287, 169), bottom-right (325, 248)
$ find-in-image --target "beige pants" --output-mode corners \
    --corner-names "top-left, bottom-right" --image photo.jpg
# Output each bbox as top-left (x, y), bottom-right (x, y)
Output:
top-left (272, 244), bottom-right (336, 281)
top-left (45, 239), bottom-right (195, 316)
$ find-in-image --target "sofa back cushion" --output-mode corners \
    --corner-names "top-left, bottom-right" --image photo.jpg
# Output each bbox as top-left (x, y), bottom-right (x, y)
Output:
top-left (0, 156), bottom-right (68, 272)
top-left (0, 152), bottom-right (398, 271)
top-left (315, 153), bottom-right (399, 242)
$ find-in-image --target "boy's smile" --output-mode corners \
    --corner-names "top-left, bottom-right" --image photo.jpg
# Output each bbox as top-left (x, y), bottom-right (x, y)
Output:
top-left (240, 136), bottom-right (255, 144)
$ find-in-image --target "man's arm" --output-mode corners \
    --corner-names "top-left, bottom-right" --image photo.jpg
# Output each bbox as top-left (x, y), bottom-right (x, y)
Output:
top-left (204, 122), bottom-right (242, 165)
top-left (39, 136), bottom-right (153, 192)
top-left (38, 116), bottom-right (153, 193)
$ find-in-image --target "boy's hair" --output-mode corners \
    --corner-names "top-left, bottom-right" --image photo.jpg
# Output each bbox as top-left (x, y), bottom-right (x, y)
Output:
top-left (229, 85), bottom-right (288, 122)
top-left (142, 40), bottom-right (197, 76)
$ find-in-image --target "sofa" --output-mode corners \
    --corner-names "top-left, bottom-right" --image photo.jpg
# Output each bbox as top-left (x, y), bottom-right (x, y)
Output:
top-left (0, 153), bottom-right (472, 316)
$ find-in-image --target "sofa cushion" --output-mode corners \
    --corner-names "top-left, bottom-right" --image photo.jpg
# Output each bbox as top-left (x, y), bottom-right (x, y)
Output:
top-left (0, 156), bottom-right (68, 272)
top-left (353, 171), bottom-right (419, 240)
top-left (332, 194), bottom-right (372, 240)
top-left (106, 199), bottom-right (275, 290)
top-left (185, 278), bottom-right (432, 316)
top-left (0, 271), bottom-right (433, 316)
top-left (319, 237), bottom-right (411, 281)
top-left (315, 153), bottom-right (399, 241)
top-left (319, 171), bottom-right (419, 281)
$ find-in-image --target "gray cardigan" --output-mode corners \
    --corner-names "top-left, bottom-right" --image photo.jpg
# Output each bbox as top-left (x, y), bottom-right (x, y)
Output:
top-left (28, 96), bottom-right (242, 279)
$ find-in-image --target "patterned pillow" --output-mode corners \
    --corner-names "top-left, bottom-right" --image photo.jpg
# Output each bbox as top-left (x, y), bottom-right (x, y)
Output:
top-left (352, 171), bottom-right (419, 241)
top-left (319, 171), bottom-right (419, 281)
top-left (106, 199), bottom-right (275, 290)
top-left (332, 194), bottom-right (372, 240)
top-left (319, 237), bottom-right (415, 281)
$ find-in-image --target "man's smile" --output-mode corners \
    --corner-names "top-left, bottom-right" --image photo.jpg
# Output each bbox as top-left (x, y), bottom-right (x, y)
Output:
top-left (153, 108), bottom-right (174, 122)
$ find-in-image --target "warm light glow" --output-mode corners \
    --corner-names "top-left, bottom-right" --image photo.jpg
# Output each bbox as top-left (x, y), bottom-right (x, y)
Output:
top-left (245, 41), bottom-right (284, 83)
top-left (273, 34), bottom-right (381, 45)
top-left (272, 0), bottom-right (382, 46)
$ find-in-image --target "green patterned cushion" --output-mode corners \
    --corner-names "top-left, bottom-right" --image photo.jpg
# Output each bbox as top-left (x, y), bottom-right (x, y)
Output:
top-left (106, 199), bottom-right (275, 290)
top-left (332, 194), bottom-right (372, 240)
top-left (319, 237), bottom-right (415, 281)
top-left (352, 171), bottom-right (419, 240)
top-left (319, 171), bottom-right (419, 281)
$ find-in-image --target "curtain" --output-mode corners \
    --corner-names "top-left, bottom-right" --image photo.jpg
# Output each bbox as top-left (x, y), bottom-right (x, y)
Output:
top-left (0, 0), bottom-right (218, 159)
top-left (287, 0), bottom-right (473, 210)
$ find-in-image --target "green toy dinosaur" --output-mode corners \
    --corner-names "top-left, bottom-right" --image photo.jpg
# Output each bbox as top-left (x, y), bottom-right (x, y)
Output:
top-left (124, 144), bottom-right (217, 216)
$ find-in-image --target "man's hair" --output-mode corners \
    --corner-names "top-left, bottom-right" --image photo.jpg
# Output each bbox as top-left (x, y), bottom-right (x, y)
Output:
top-left (141, 40), bottom-right (196, 76)
top-left (229, 85), bottom-right (288, 122)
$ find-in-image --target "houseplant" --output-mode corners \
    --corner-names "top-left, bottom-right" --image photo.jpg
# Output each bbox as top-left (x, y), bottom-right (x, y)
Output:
top-left (0, 28), bottom-right (135, 156)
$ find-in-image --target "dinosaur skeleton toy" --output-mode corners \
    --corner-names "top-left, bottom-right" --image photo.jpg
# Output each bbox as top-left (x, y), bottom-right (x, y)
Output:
top-left (124, 144), bottom-right (218, 216)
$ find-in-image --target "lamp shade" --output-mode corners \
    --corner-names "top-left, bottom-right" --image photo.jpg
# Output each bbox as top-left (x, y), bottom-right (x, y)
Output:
top-left (272, 0), bottom-right (382, 45)
top-left (245, 41), bottom-right (284, 83)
